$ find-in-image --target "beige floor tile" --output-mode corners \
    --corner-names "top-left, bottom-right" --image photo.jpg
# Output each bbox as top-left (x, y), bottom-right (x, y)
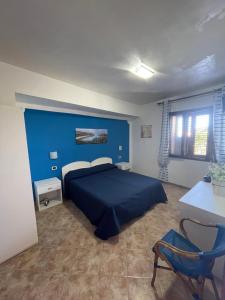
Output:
top-left (99, 248), bottom-right (127, 276)
top-left (98, 275), bottom-right (128, 300)
top-left (23, 272), bottom-right (81, 300)
top-left (128, 277), bottom-right (159, 300)
top-left (70, 273), bottom-right (99, 300)
top-left (127, 249), bottom-right (153, 278)
top-left (75, 247), bottom-right (101, 275)
top-left (126, 232), bottom-right (152, 251)
top-left (103, 230), bottom-right (127, 250)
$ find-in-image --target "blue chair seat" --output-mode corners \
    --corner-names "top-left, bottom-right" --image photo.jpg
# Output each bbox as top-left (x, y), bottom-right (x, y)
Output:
top-left (160, 229), bottom-right (213, 278)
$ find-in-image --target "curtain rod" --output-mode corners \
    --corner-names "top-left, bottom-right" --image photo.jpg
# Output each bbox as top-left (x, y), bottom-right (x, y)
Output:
top-left (157, 88), bottom-right (222, 105)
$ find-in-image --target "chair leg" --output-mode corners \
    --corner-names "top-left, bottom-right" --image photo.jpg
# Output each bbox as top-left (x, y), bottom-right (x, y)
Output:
top-left (188, 278), bottom-right (196, 292)
top-left (197, 277), bottom-right (205, 300)
top-left (151, 252), bottom-right (159, 287)
top-left (177, 273), bottom-right (203, 300)
top-left (211, 277), bottom-right (220, 300)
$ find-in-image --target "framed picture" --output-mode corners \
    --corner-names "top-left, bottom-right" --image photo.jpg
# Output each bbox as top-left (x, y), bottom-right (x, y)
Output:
top-left (75, 128), bottom-right (108, 144)
top-left (141, 125), bottom-right (152, 138)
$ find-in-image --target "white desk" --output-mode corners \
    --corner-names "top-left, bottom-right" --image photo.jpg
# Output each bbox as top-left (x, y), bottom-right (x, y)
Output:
top-left (179, 181), bottom-right (225, 280)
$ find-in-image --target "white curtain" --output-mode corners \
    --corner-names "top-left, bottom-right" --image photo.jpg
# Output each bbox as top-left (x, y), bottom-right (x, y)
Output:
top-left (158, 100), bottom-right (171, 181)
top-left (213, 87), bottom-right (225, 163)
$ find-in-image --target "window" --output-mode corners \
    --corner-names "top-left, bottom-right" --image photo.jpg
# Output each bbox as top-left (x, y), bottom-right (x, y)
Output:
top-left (169, 107), bottom-right (213, 161)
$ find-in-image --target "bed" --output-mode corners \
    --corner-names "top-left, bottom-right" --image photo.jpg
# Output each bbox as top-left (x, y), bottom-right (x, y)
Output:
top-left (63, 157), bottom-right (167, 240)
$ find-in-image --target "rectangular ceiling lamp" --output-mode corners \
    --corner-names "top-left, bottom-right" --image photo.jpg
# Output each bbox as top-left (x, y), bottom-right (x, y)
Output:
top-left (132, 62), bottom-right (155, 79)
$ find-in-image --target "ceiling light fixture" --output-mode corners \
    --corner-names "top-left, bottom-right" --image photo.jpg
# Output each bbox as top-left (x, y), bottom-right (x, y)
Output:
top-left (131, 62), bottom-right (155, 79)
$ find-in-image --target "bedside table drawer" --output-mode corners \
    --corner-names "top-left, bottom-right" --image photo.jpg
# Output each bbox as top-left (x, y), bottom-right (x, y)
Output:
top-left (37, 183), bottom-right (61, 194)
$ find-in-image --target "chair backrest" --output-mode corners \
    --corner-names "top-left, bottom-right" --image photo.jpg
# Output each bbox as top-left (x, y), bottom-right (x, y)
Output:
top-left (200, 224), bottom-right (225, 259)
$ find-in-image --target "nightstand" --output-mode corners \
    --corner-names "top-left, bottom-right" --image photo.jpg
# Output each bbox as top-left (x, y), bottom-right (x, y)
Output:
top-left (115, 162), bottom-right (131, 171)
top-left (34, 177), bottom-right (62, 211)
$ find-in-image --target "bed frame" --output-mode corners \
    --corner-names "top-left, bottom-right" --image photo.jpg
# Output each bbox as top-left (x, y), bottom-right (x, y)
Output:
top-left (62, 157), bottom-right (112, 180)
top-left (91, 157), bottom-right (112, 167)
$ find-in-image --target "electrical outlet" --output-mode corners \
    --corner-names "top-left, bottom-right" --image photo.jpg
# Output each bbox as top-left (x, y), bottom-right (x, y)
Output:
top-left (51, 166), bottom-right (57, 171)
top-left (119, 145), bottom-right (123, 151)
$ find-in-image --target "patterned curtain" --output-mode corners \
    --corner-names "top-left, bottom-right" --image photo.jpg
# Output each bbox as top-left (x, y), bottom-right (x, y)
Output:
top-left (158, 100), bottom-right (171, 181)
top-left (213, 87), bottom-right (225, 163)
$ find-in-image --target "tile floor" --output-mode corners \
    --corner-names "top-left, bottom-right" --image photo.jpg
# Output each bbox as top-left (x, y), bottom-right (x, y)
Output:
top-left (0, 183), bottom-right (221, 299)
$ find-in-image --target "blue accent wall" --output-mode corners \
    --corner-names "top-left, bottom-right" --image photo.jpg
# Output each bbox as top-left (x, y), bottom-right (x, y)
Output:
top-left (24, 109), bottom-right (129, 182)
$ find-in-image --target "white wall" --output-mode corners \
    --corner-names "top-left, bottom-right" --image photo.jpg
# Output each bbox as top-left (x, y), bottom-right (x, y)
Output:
top-left (132, 94), bottom-right (215, 188)
top-left (0, 106), bottom-right (38, 263)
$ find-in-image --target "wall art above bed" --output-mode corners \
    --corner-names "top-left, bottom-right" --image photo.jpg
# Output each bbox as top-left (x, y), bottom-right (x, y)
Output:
top-left (75, 128), bottom-right (108, 144)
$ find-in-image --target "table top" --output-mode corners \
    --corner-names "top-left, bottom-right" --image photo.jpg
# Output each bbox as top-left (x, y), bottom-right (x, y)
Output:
top-left (115, 162), bottom-right (130, 166)
top-left (34, 177), bottom-right (61, 187)
top-left (179, 181), bottom-right (225, 219)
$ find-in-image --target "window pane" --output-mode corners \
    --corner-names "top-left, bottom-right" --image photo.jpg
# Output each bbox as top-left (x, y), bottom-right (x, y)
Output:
top-left (184, 114), bottom-right (193, 157)
top-left (193, 114), bottom-right (209, 156)
top-left (170, 115), bottom-right (183, 156)
top-left (187, 116), bottom-right (192, 137)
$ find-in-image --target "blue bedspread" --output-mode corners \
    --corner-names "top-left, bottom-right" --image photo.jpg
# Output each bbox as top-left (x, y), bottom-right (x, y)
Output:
top-left (64, 164), bottom-right (167, 239)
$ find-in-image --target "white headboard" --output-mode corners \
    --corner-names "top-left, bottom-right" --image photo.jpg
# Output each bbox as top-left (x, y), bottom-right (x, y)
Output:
top-left (62, 157), bottom-right (113, 180)
top-left (91, 157), bottom-right (112, 167)
top-left (62, 161), bottom-right (90, 180)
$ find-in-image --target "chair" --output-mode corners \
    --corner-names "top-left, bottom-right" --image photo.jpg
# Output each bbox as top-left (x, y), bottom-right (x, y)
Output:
top-left (151, 218), bottom-right (225, 300)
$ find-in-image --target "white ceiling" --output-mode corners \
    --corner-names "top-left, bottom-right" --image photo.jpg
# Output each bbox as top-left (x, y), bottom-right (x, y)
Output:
top-left (0, 0), bottom-right (225, 104)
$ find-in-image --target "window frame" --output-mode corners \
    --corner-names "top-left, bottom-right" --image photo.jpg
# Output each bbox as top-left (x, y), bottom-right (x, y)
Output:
top-left (169, 107), bottom-right (213, 162)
